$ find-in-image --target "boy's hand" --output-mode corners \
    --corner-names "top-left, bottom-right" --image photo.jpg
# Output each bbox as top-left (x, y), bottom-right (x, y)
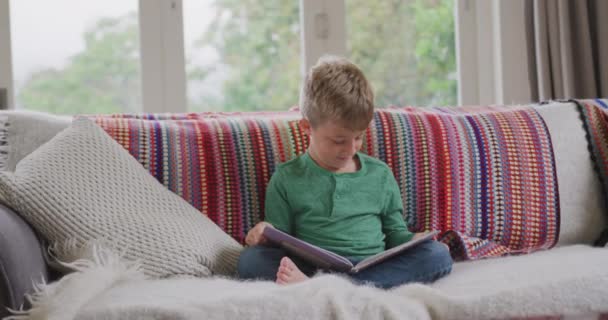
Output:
top-left (245, 222), bottom-right (274, 246)
top-left (413, 232), bottom-right (450, 252)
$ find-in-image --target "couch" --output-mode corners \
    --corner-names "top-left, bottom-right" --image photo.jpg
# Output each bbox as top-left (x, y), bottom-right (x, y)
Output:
top-left (0, 100), bottom-right (607, 320)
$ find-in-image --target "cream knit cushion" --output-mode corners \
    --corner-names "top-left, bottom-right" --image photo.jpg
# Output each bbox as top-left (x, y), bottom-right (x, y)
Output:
top-left (0, 118), bottom-right (242, 278)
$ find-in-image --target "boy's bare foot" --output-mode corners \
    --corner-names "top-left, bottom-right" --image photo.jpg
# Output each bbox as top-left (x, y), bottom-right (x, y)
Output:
top-left (276, 257), bottom-right (309, 285)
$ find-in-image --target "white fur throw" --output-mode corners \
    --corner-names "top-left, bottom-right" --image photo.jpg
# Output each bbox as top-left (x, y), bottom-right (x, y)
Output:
top-left (7, 245), bottom-right (608, 320)
top-left (7, 246), bottom-right (432, 320)
top-left (0, 118), bottom-right (242, 278)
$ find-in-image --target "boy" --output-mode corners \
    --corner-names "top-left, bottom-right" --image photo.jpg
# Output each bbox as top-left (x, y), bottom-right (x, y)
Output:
top-left (237, 56), bottom-right (452, 289)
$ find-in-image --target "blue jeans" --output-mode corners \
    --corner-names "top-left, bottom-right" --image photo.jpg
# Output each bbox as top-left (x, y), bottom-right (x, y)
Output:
top-left (237, 240), bottom-right (453, 289)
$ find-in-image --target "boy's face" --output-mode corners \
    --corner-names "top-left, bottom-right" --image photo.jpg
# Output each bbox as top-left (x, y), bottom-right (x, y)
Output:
top-left (301, 119), bottom-right (366, 172)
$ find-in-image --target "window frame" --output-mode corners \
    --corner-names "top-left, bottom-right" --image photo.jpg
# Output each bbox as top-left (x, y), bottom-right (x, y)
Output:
top-left (455, 0), bottom-right (532, 105)
top-left (299, 0), bottom-right (346, 77)
top-left (0, 0), bottom-right (14, 109)
top-left (140, 0), bottom-right (187, 113)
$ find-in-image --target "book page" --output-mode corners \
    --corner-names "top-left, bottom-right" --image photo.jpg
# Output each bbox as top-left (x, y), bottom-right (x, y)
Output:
top-left (351, 230), bottom-right (440, 273)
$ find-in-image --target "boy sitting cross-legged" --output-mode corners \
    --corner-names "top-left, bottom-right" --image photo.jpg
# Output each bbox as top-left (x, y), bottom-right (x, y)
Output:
top-left (237, 56), bottom-right (452, 289)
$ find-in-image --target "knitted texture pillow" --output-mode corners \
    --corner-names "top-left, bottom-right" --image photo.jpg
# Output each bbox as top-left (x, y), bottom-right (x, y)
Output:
top-left (0, 118), bottom-right (242, 278)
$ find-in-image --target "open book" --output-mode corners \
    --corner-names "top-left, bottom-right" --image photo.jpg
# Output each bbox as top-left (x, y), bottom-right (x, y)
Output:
top-left (263, 227), bottom-right (440, 274)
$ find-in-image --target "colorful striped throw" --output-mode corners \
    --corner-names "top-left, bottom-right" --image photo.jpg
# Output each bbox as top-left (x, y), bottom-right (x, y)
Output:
top-left (369, 106), bottom-right (559, 260)
top-left (90, 105), bottom-right (560, 261)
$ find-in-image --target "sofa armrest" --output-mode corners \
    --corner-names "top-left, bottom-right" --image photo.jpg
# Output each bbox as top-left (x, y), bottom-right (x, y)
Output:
top-left (0, 203), bottom-right (49, 317)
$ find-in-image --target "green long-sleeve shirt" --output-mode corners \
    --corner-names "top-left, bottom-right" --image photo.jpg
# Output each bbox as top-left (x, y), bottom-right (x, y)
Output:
top-left (264, 152), bottom-right (414, 258)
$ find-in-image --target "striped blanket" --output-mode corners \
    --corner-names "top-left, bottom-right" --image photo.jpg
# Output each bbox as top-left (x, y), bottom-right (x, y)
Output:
top-left (90, 105), bottom-right (561, 261)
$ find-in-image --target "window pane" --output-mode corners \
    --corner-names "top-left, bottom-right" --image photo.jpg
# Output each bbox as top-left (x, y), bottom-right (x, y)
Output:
top-left (346, 0), bottom-right (456, 107)
top-left (10, 1), bottom-right (141, 114)
top-left (184, 0), bottom-right (301, 112)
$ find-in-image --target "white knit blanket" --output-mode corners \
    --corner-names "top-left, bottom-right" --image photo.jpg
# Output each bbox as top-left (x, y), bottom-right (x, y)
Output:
top-left (7, 245), bottom-right (608, 320)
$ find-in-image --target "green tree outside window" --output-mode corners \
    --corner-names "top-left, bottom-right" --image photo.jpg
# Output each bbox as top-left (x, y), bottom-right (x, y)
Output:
top-left (18, 0), bottom-right (455, 114)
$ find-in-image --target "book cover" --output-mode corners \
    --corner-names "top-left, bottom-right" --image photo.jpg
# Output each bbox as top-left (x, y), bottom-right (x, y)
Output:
top-left (262, 227), bottom-right (439, 273)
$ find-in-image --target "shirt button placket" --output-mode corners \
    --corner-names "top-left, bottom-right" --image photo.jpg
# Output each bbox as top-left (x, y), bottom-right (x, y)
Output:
top-left (331, 176), bottom-right (339, 216)
top-left (335, 177), bottom-right (341, 200)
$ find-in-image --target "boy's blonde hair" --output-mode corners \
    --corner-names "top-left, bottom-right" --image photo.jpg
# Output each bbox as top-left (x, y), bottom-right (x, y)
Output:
top-left (299, 55), bottom-right (374, 131)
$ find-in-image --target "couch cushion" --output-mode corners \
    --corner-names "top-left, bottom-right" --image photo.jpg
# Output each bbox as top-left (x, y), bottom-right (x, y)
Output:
top-left (433, 245), bottom-right (608, 295)
top-left (1, 104), bottom-right (604, 249)
top-left (0, 204), bottom-right (49, 318)
top-left (0, 118), bottom-right (242, 278)
top-left (425, 245), bottom-right (608, 319)
top-left (572, 99), bottom-right (608, 246)
top-left (535, 102), bottom-right (607, 245)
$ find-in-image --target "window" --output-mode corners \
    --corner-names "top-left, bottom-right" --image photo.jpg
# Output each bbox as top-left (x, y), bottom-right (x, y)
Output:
top-left (345, 0), bottom-right (456, 107)
top-left (1, 0), bottom-right (461, 114)
top-left (9, 0), bottom-right (141, 114)
top-left (183, 0), bottom-right (301, 112)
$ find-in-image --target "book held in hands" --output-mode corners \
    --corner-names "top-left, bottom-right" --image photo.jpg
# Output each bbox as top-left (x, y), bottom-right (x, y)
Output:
top-left (262, 227), bottom-right (440, 273)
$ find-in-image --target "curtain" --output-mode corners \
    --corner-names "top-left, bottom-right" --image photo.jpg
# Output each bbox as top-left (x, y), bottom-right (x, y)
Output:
top-left (525, 0), bottom-right (608, 101)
